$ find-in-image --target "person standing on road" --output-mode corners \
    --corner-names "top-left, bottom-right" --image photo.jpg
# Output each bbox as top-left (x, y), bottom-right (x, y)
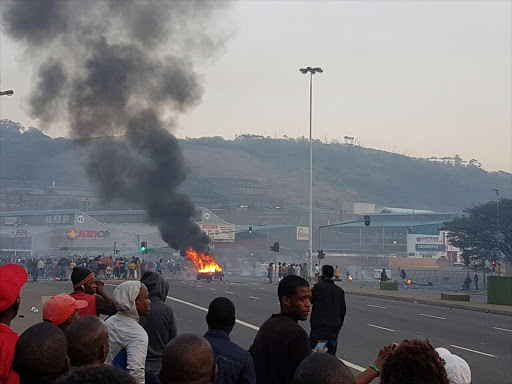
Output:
top-left (267, 263), bottom-right (274, 284)
top-left (69, 267), bottom-right (117, 317)
top-left (204, 297), bottom-right (256, 384)
top-left (314, 264), bottom-right (320, 278)
top-left (310, 265), bottom-right (346, 356)
top-left (380, 268), bottom-right (388, 282)
top-left (251, 276), bottom-right (322, 384)
top-left (106, 281), bottom-right (151, 384)
top-left (473, 274), bottom-right (479, 291)
top-left (42, 293), bottom-right (88, 332)
top-left (0, 264), bottom-right (28, 384)
top-left (139, 271), bottom-right (177, 384)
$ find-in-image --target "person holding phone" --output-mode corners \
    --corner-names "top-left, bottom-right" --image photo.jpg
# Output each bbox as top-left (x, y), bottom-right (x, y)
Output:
top-left (310, 264), bottom-right (346, 356)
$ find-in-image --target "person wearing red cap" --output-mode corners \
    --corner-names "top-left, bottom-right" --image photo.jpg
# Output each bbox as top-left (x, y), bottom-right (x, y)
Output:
top-left (69, 267), bottom-right (116, 317)
top-left (0, 264), bottom-right (28, 384)
top-left (43, 293), bottom-right (89, 332)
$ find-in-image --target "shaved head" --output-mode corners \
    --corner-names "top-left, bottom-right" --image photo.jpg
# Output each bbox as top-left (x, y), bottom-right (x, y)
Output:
top-left (13, 322), bottom-right (69, 384)
top-left (160, 334), bottom-right (217, 384)
top-left (65, 315), bottom-right (109, 367)
top-left (293, 353), bottom-right (355, 384)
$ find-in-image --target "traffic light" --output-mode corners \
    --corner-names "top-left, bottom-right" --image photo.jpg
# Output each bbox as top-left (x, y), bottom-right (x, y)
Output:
top-left (140, 241), bottom-right (148, 254)
top-left (270, 242), bottom-right (279, 253)
top-left (318, 249), bottom-right (326, 260)
top-left (364, 215), bottom-right (371, 226)
top-left (248, 226), bottom-right (253, 234)
top-left (492, 260), bottom-right (497, 272)
top-left (298, 252), bottom-right (301, 258)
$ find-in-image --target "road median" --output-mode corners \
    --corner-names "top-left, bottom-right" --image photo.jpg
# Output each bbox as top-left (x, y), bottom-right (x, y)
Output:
top-left (338, 283), bottom-right (512, 316)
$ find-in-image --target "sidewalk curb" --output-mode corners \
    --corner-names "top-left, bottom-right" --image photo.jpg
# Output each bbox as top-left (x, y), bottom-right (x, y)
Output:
top-left (344, 289), bottom-right (512, 316)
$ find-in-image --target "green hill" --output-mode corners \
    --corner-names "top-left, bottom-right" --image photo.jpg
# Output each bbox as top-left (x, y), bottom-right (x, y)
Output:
top-left (1, 120), bottom-right (510, 212)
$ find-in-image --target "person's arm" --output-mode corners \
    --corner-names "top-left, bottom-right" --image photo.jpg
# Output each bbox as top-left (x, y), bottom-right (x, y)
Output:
top-left (168, 307), bottom-right (178, 340)
top-left (355, 343), bottom-right (397, 384)
top-left (238, 352), bottom-right (257, 384)
top-left (126, 333), bottom-right (149, 384)
top-left (95, 281), bottom-right (117, 316)
top-left (338, 291), bottom-right (347, 328)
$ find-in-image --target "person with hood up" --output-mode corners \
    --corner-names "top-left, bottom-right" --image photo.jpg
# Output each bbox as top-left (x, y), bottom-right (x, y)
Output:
top-left (106, 281), bottom-right (151, 384)
top-left (139, 271), bottom-right (177, 384)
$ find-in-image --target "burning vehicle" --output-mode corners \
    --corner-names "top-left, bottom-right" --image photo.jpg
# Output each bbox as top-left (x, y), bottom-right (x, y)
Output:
top-left (186, 249), bottom-right (224, 281)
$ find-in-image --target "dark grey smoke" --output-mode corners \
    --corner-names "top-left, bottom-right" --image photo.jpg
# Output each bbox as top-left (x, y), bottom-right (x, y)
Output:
top-left (2, 0), bottom-right (230, 255)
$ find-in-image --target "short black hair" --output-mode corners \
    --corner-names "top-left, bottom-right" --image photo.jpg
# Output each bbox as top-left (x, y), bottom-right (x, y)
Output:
top-left (322, 265), bottom-right (334, 279)
top-left (13, 322), bottom-right (69, 384)
top-left (65, 315), bottom-right (109, 367)
top-left (293, 353), bottom-right (355, 384)
top-left (55, 365), bottom-right (135, 384)
top-left (278, 275), bottom-right (309, 302)
top-left (206, 297), bottom-right (235, 331)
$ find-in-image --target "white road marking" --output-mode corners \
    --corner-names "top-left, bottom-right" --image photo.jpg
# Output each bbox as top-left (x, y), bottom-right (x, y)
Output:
top-left (111, 288), bottom-right (366, 372)
top-left (167, 296), bottom-right (364, 371)
top-left (249, 296), bottom-right (260, 300)
top-left (210, 288), bottom-right (216, 291)
top-left (367, 324), bottom-right (395, 332)
top-left (419, 313), bottom-right (446, 320)
top-left (367, 304), bottom-right (387, 309)
top-left (493, 327), bottom-right (512, 333)
top-left (225, 291), bottom-right (234, 294)
top-left (449, 345), bottom-right (496, 358)
top-left (340, 359), bottom-right (366, 372)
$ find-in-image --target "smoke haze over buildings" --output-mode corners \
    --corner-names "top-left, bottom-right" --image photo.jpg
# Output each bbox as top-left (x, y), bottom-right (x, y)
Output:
top-left (1, 0), bottom-right (230, 254)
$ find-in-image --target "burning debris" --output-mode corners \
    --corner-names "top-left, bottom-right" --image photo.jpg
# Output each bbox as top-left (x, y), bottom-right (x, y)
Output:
top-left (186, 248), bottom-right (222, 273)
top-left (1, 0), bottom-right (230, 256)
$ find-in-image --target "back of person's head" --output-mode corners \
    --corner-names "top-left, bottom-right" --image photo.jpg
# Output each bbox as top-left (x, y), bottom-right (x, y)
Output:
top-left (278, 275), bottom-right (309, 303)
top-left (293, 353), bottom-right (355, 384)
top-left (55, 365), bottom-right (135, 384)
top-left (160, 334), bottom-right (217, 384)
top-left (13, 322), bottom-right (69, 384)
top-left (381, 339), bottom-right (449, 384)
top-left (65, 315), bottom-right (109, 367)
top-left (322, 265), bottom-right (334, 279)
top-left (206, 297), bottom-right (236, 332)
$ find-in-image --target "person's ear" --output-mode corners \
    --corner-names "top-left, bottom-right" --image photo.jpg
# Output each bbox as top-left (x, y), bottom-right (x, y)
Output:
top-left (63, 357), bottom-right (70, 374)
top-left (211, 363), bottom-right (218, 384)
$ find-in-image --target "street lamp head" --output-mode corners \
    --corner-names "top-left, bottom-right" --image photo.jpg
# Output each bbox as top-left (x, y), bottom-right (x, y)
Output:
top-left (299, 68), bottom-right (309, 74)
top-left (0, 90), bottom-right (14, 96)
top-left (313, 67), bottom-right (323, 73)
top-left (299, 67), bottom-right (323, 75)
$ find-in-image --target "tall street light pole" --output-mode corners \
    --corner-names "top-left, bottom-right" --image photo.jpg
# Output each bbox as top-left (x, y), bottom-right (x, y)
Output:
top-left (490, 188), bottom-right (499, 264)
top-left (300, 66), bottom-right (323, 278)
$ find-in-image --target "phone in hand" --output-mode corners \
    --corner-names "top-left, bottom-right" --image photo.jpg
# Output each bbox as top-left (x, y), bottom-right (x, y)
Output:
top-left (314, 340), bottom-right (327, 352)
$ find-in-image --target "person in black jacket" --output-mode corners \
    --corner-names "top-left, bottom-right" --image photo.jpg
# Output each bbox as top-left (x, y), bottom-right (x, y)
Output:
top-left (310, 265), bottom-right (346, 356)
top-left (139, 271), bottom-right (177, 384)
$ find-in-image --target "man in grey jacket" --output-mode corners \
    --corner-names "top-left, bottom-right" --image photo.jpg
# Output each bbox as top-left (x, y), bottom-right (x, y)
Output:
top-left (106, 281), bottom-right (151, 384)
top-left (140, 271), bottom-right (177, 384)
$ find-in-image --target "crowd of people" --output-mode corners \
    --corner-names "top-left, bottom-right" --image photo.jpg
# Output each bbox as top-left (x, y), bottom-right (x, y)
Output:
top-left (0, 255), bottom-right (183, 283)
top-left (0, 262), bottom-right (472, 384)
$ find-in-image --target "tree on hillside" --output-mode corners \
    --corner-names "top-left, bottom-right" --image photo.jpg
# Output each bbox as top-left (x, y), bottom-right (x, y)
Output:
top-left (445, 199), bottom-right (512, 269)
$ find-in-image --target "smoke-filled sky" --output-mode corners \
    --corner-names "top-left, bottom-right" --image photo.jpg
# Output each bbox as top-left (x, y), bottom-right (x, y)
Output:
top-left (1, 0), bottom-right (511, 172)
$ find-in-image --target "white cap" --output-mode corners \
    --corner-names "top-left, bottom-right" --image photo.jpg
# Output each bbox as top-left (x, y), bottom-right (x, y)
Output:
top-left (435, 348), bottom-right (471, 384)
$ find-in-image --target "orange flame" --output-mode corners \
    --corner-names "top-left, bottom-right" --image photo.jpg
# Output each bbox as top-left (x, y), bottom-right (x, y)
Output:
top-left (348, 275), bottom-right (353, 281)
top-left (407, 278), bottom-right (412, 285)
top-left (186, 248), bottom-right (222, 273)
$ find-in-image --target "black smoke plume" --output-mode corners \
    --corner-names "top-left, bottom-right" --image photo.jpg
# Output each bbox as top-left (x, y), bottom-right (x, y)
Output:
top-left (1, 0), bottom-right (229, 255)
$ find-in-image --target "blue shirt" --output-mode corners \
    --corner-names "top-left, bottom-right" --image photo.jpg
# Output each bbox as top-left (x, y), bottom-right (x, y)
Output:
top-left (204, 329), bottom-right (256, 384)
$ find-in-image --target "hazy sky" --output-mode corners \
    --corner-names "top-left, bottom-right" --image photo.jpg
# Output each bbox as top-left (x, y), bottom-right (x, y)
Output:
top-left (1, 0), bottom-right (511, 172)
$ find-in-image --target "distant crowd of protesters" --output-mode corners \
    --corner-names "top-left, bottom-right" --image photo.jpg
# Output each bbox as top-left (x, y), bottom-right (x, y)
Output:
top-left (0, 254), bottom-right (183, 283)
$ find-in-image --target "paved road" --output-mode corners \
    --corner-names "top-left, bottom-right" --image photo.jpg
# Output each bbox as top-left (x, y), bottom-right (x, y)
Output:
top-left (160, 277), bottom-right (512, 384)
top-left (12, 278), bottom-right (512, 384)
